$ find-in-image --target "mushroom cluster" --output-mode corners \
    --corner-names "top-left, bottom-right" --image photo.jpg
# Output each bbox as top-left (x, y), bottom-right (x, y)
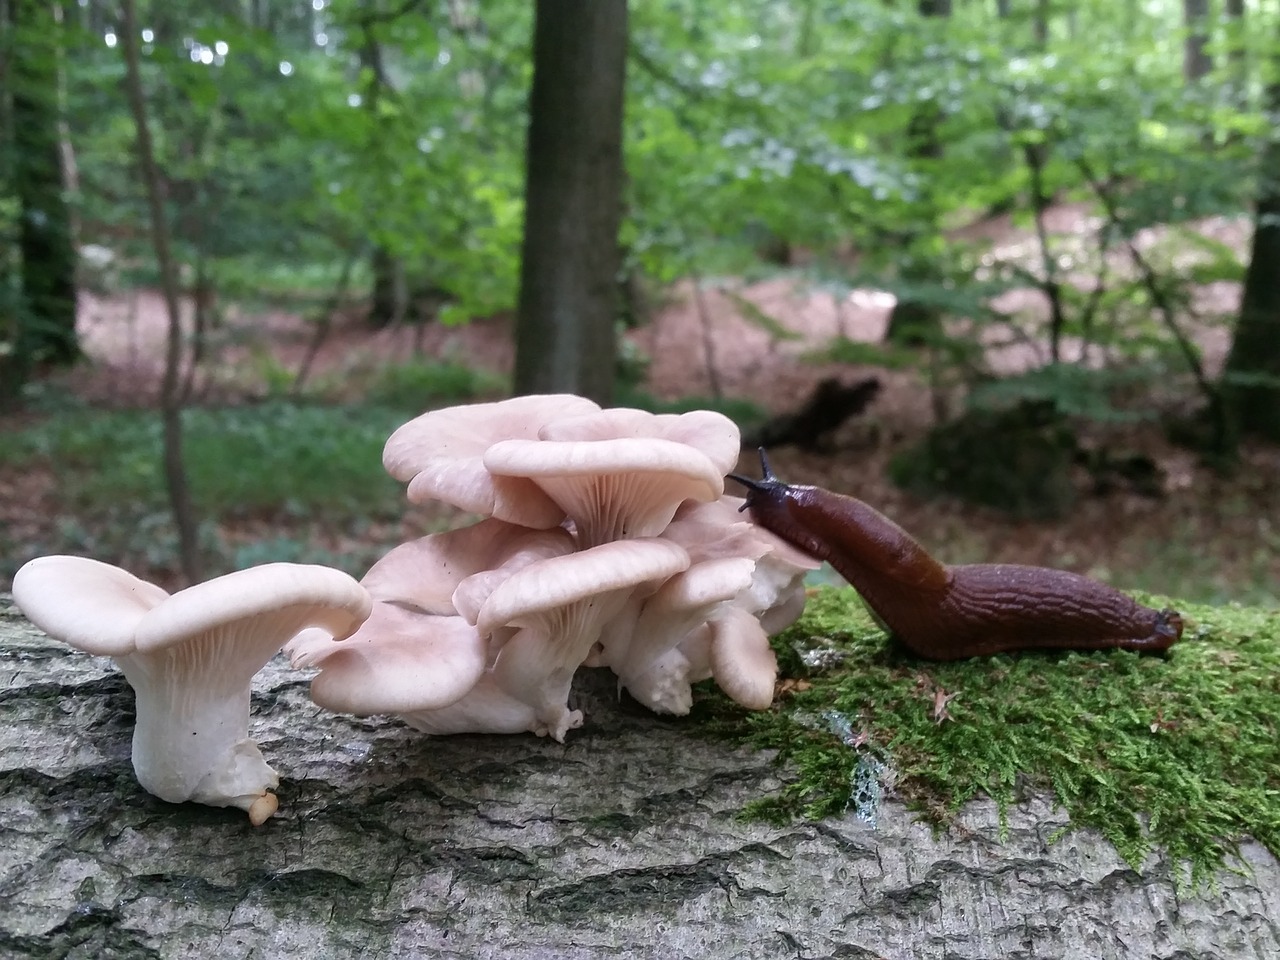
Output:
top-left (9, 395), bottom-right (818, 823)
top-left (289, 395), bottom-right (818, 739)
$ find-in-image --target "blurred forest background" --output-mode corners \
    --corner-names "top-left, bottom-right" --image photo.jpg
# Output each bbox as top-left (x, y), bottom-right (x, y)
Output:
top-left (1, 0), bottom-right (1278, 604)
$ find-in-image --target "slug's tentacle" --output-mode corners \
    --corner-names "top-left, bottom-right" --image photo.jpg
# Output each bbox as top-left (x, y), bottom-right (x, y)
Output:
top-left (728, 453), bottom-right (1184, 660)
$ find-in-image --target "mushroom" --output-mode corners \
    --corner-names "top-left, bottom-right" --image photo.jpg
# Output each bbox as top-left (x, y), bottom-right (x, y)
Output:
top-left (595, 557), bottom-right (757, 715)
top-left (302, 602), bottom-right (488, 718)
top-left (539, 407), bottom-right (742, 477)
top-left (13, 556), bottom-right (371, 824)
top-left (708, 605), bottom-right (778, 710)
top-left (482, 437), bottom-right (725, 547)
top-left (666, 495), bottom-right (820, 635)
top-left (286, 520), bottom-right (575, 720)
top-left (473, 537), bottom-right (691, 740)
top-left (382, 394), bottom-right (600, 527)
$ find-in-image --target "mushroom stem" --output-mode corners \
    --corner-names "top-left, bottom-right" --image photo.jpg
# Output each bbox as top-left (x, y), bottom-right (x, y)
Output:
top-left (121, 654), bottom-right (279, 820)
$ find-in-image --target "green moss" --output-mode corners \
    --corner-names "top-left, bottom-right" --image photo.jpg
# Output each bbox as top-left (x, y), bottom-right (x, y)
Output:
top-left (707, 586), bottom-right (1280, 888)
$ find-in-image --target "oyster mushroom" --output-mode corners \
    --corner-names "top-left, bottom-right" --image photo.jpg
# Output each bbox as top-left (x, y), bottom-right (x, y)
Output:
top-left (539, 407), bottom-right (742, 476)
top-left (286, 520), bottom-right (575, 721)
top-left (708, 605), bottom-right (779, 710)
top-left (473, 537), bottom-right (691, 740)
top-left (12, 556), bottom-right (370, 824)
top-left (596, 556), bottom-right (756, 715)
top-left (482, 436), bottom-right (725, 547)
top-left (382, 394), bottom-right (600, 526)
top-left (302, 602), bottom-right (488, 717)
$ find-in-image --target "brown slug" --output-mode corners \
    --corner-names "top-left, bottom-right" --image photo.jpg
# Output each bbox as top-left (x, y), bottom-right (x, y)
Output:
top-left (729, 450), bottom-right (1183, 660)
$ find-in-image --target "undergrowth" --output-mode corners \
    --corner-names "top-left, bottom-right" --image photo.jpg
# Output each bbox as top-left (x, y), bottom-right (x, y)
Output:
top-left (0, 403), bottom-right (407, 520)
top-left (701, 586), bottom-right (1280, 889)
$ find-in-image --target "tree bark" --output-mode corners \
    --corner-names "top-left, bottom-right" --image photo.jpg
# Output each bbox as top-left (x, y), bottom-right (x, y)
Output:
top-left (7, 0), bottom-right (79, 396)
top-left (1222, 16), bottom-right (1280, 446)
top-left (1224, 0), bottom-right (1248, 113)
top-left (1183, 0), bottom-right (1212, 84)
top-left (884, 0), bottom-right (950, 349)
top-left (1223, 147), bottom-right (1280, 442)
top-left (513, 0), bottom-right (628, 405)
top-left (2, 595), bottom-right (1279, 959)
top-left (119, 0), bottom-right (203, 584)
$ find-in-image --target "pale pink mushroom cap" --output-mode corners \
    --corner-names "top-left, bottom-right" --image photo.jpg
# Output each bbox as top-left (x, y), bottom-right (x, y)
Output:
top-left (12, 555), bottom-right (169, 656)
top-left (667, 495), bottom-right (818, 635)
top-left (360, 518), bottom-right (575, 614)
top-left (482, 437), bottom-right (725, 546)
top-left (382, 394), bottom-right (600, 527)
top-left (605, 557), bottom-right (756, 715)
top-left (476, 538), bottom-right (691, 739)
top-left (307, 602), bottom-right (487, 715)
top-left (539, 408), bottom-right (741, 476)
top-left (709, 606), bottom-right (778, 710)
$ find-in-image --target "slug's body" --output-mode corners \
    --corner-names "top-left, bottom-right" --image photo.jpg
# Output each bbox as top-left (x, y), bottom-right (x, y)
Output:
top-left (730, 453), bottom-right (1182, 660)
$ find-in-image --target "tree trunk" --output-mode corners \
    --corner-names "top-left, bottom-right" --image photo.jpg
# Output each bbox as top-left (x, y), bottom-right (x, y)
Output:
top-left (368, 243), bottom-right (401, 328)
top-left (119, 0), bottom-right (203, 584)
top-left (1223, 121), bottom-right (1280, 443)
top-left (1183, 0), bottom-right (1212, 84)
top-left (7, 0), bottom-right (78, 395)
top-left (513, 0), bottom-right (628, 405)
top-left (360, 19), bottom-right (402, 330)
top-left (2, 596), bottom-right (1279, 958)
top-left (1224, 0), bottom-right (1247, 112)
top-left (884, 0), bottom-right (950, 349)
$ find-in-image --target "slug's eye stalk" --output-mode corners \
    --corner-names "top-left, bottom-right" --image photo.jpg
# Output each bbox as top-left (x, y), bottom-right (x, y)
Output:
top-left (727, 448), bottom-right (786, 511)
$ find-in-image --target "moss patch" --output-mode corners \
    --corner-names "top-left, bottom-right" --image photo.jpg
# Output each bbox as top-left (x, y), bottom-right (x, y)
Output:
top-left (701, 586), bottom-right (1280, 888)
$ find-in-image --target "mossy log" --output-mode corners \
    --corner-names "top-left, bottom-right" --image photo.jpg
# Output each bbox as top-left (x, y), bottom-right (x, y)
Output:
top-left (2, 595), bottom-right (1277, 960)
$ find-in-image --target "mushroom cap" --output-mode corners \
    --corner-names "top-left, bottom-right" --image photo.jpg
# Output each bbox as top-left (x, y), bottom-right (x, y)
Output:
top-left (621, 556), bottom-right (756, 681)
top-left (476, 538), bottom-right (691, 638)
top-left (361, 518), bottom-right (574, 615)
top-left (482, 437), bottom-right (724, 544)
top-left (451, 527), bottom-right (578, 625)
top-left (308, 602), bottom-right (487, 715)
top-left (382, 394), bottom-right (600, 527)
top-left (398, 674), bottom-right (554, 738)
top-left (476, 538), bottom-right (690, 737)
top-left (539, 408), bottom-right (742, 477)
top-left (667, 495), bottom-right (817, 635)
top-left (709, 606), bottom-right (778, 710)
top-left (133, 563), bottom-right (371, 658)
top-left (13, 555), bottom-right (170, 657)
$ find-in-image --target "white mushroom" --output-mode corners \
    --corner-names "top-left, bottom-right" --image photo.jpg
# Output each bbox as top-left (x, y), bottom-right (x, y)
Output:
top-left (475, 538), bottom-right (691, 740)
top-left (13, 556), bottom-right (371, 824)
top-left (382, 394), bottom-right (600, 527)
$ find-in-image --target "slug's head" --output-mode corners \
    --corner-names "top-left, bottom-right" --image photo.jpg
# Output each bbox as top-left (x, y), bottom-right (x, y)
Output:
top-left (727, 448), bottom-right (791, 512)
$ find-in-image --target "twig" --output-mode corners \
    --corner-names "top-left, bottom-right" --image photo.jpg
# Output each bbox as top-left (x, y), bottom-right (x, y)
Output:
top-left (688, 272), bottom-right (722, 399)
top-left (1078, 156), bottom-right (1228, 446)
top-left (292, 249), bottom-right (361, 396)
top-left (120, 0), bottom-right (202, 583)
top-left (1022, 142), bottom-right (1066, 362)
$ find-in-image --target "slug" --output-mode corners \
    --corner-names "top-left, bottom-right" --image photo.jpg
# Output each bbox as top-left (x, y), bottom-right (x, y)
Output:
top-left (729, 450), bottom-right (1183, 660)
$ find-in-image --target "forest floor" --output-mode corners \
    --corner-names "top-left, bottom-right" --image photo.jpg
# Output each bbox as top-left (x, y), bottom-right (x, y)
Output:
top-left (2, 205), bottom-right (1277, 604)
